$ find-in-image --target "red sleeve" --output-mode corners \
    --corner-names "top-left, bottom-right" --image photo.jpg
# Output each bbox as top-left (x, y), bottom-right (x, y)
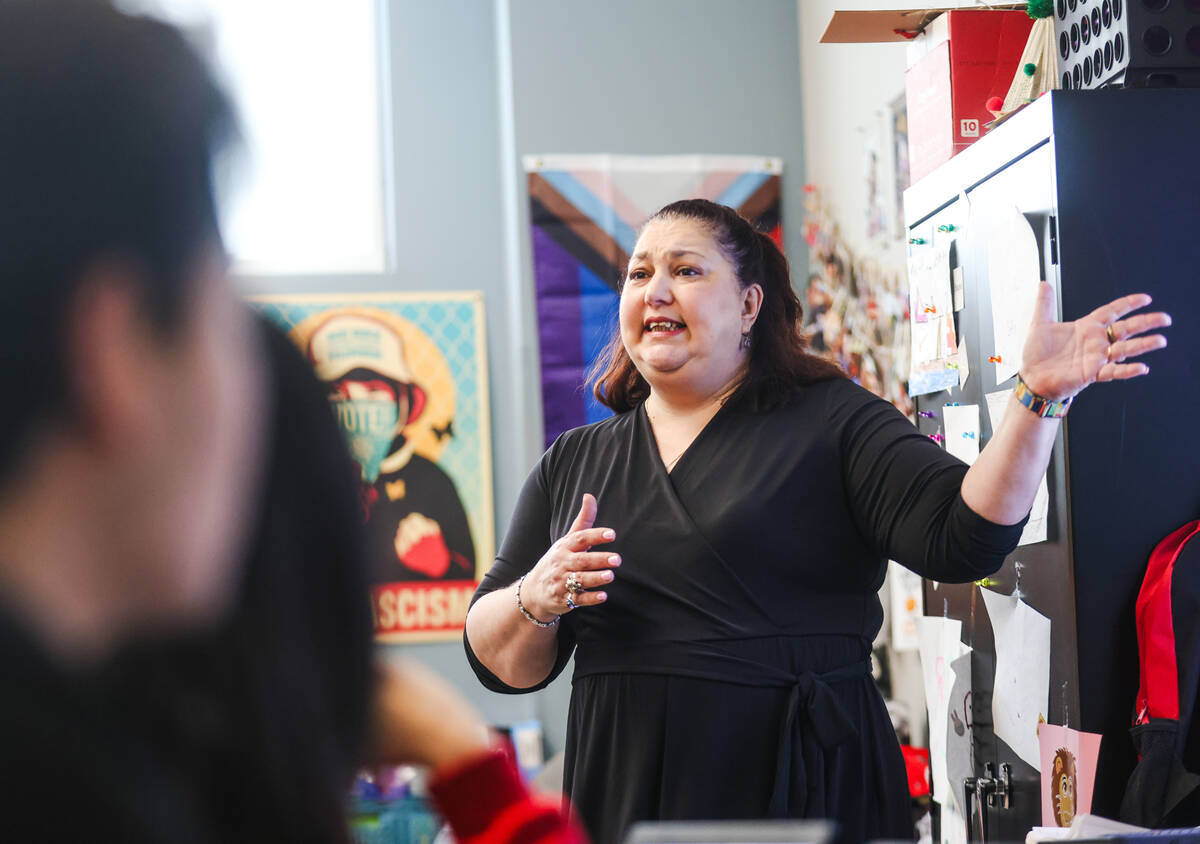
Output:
top-left (428, 749), bottom-right (588, 844)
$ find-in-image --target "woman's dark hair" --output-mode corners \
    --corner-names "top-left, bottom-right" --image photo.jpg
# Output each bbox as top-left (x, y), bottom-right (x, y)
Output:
top-left (590, 199), bottom-right (844, 413)
top-left (104, 317), bottom-right (374, 843)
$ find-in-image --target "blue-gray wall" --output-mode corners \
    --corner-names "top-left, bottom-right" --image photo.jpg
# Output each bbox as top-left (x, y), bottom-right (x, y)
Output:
top-left (507, 0), bottom-right (810, 275)
top-left (241, 0), bottom-right (807, 756)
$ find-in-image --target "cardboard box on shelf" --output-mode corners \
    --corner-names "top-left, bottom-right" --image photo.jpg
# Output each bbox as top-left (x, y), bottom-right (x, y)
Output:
top-left (819, 5), bottom-right (1023, 44)
top-left (904, 10), bottom-right (1034, 183)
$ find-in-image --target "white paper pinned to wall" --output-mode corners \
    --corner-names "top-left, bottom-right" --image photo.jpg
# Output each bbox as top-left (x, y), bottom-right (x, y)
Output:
top-left (889, 562), bottom-right (923, 652)
top-left (908, 243), bottom-right (959, 396)
top-left (984, 389), bottom-right (1012, 435)
top-left (941, 802), bottom-right (968, 844)
top-left (981, 588), bottom-right (1050, 770)
top-left (957, 333), bottom-right (970, 390)
top-left (944, 651), bottom-right (974, 837)
top-left (943, 404), bottom-right (980, 465)
top-left (986, 204), bottom-right (1041, 383)
top-left (1020, 478), bottom-right (1050, 546)
top-left (918, 616), bottom-right (971, 813)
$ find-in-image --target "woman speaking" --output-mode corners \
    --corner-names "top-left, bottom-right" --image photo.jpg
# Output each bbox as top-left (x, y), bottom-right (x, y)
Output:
top-left (464, 199), bottom-right (1169, 842)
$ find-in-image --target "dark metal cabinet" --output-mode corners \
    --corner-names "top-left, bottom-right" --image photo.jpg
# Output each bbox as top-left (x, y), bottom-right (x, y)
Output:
top-left (904, 89), bottom-right (1200, 838)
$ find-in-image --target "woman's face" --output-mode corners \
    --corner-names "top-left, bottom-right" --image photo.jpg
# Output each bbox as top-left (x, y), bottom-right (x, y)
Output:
top-left (619, 217), bottom-right (761, 400)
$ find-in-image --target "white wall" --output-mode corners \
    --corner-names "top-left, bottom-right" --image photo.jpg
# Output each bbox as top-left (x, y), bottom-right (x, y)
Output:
top-left (797, 0), bottom-right (910, 276)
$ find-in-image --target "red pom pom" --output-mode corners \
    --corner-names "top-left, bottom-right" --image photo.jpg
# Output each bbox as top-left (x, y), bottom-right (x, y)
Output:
top-left (985, 96), bottom-right (1005, 113)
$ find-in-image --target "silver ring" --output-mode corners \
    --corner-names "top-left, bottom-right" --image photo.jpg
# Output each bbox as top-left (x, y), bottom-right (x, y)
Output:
top-left (565, 573), bottom-right (584, 595)
top-left (565, 596), bottom-right (578, 611)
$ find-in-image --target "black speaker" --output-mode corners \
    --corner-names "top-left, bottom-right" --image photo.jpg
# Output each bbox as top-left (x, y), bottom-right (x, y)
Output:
top-left (1055, 0), bottom-right (1200, 88)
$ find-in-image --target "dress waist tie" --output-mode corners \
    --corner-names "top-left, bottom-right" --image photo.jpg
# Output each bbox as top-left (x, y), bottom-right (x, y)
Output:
top-left (767, 660), bottom-right (870, 818)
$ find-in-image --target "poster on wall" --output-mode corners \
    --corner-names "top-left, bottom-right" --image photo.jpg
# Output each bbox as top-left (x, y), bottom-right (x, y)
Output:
top-left (525, 153), bottom-right (783, 446)
top-left (254, 292), bottom-right (494, 643)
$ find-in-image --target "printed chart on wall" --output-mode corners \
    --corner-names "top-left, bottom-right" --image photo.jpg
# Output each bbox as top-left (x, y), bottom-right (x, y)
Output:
top-left (254, 293), bottom-right (494, 643)
top-left (525, 154), bottom-right (782, 446)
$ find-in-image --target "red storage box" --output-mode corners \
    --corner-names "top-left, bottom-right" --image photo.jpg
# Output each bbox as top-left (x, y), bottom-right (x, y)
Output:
top-left (905, 10), bottom-right (1034, 183)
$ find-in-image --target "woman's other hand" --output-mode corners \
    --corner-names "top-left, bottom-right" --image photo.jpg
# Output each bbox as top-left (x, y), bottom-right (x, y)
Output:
top-left (521, 493), bottom-right (620, 621)
top-left (1020, 282), bottom-right (1171, 401)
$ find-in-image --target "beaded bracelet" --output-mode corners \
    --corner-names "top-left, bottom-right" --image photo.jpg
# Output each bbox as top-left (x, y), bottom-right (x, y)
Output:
top-left (515, 574), bottom-right (558, 628)
top-left (1014, 373), bottom-right (1072, 418)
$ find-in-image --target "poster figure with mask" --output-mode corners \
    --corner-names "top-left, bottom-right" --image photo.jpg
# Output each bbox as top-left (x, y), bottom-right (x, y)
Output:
top-left (253, 293), bottom-right (494, 643)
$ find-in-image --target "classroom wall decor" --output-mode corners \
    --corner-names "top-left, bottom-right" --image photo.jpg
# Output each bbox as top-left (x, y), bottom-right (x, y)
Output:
top-left (524, 154), bottom-right (783, 446)
top-left (254, 292), bottom-right (494, 643)
top-left (802, 185), bottom-right (913, 417)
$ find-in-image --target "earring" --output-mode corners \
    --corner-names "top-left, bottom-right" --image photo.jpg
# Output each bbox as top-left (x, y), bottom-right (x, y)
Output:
top-left (741, 332), bottom-right (752, 349)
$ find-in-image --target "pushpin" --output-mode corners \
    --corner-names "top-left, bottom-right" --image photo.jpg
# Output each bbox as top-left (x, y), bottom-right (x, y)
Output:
top-left (929, 432), bottom-right (945, 444)
top-left (988, 355), bottom-right (1002, 363)
top-left (937, 224), bottom-right (957, 233)
top-left (923, 305), bottom-right (937, 314)
top-left (963, 431), bottom-right (976, 439)
top-left (945, 402), bottom-right (960, 407)
top-left (909, 237), bottom-right (926, 245)
top-left (918, 411), bottom-right (938, 418)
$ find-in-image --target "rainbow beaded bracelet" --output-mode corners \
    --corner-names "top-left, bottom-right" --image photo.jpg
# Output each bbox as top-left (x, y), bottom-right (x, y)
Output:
top-left (1014, 374), bottom-right (1072, 419)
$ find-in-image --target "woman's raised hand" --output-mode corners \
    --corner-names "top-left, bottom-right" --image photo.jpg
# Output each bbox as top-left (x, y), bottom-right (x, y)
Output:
top-left (1020, 282), bottom-right (1171, 401)
top-left (521, 493), bottom-right (620, 622)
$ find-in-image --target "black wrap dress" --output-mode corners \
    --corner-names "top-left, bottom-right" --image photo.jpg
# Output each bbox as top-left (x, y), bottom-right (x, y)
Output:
top-left (466, 378), bottom-right (1025, 843)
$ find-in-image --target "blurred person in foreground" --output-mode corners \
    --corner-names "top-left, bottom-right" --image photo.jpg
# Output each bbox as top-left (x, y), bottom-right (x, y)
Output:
top-left (0, 2), bottom-right (582, 841)
top-left (106, 320), bottom-right (584, 843)
top-left (0, 0), bottom-right (268, 836)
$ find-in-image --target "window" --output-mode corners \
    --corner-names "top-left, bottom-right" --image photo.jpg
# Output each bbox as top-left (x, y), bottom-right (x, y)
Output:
top-left (122, 0), bottom-right (389, 275)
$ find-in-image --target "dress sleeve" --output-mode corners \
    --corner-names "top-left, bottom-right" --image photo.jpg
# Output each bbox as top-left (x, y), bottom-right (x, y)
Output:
top-left (828, 381), bottom-right (1027, 583)
top-left (463, 449), bottom-right (578, 694)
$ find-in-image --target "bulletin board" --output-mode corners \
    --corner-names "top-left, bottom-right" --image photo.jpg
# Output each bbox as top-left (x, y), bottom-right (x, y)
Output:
top-left (909, 142), bottom-right (1080, 842)
top-left (905, 90), bottom-right (1200, 841)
